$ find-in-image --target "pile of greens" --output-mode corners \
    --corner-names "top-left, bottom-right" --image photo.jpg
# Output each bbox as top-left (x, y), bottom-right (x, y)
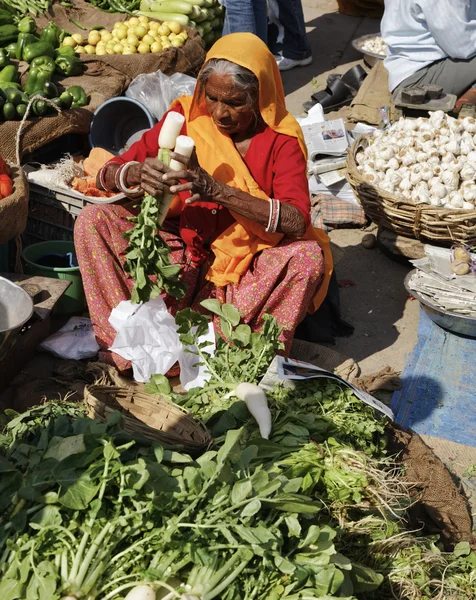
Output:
top-left (0, 304), bottom-right (475, 600)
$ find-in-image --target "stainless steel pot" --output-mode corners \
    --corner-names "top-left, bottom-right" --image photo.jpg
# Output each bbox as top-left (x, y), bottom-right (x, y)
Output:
top-left (404, 270), bottom-right (476, 338)
top-left (0, 276), bottom-right (34, 359)
top-left (351, 33), bottom-right (385, 68)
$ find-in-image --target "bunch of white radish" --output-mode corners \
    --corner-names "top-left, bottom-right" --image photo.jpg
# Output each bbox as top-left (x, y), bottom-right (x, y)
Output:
top-left (356, 111), bottom-right (476, 210)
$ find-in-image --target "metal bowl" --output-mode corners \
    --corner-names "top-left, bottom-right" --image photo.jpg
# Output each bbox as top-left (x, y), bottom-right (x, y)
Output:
top-left (352, 33), bottom-right (386, 68)
top-left (404, 270), bottom-right (476, 338)
top-left (0, 276), bottom-right (34, 359)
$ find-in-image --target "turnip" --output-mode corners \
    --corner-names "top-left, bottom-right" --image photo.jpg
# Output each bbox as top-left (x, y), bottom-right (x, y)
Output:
top-left (124, 584), bottom-right (156, 600)
top-left (234, 382), bottom-right (272, 439)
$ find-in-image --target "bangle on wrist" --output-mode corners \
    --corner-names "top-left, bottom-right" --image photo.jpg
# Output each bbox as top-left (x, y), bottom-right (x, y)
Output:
top-left (118, 161), bottom-right (142, 196)
top-left (266, 198), bottom-right (280, 233)
top-left (99, 160), bottom-right (118, 193)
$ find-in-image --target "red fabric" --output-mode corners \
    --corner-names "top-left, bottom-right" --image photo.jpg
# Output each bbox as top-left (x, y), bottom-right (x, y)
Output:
top-left (109, 108), bottom-right (311, 265)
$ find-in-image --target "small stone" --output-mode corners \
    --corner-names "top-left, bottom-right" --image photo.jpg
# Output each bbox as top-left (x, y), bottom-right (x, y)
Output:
top-left (362, 233), bottom-right (376, 249)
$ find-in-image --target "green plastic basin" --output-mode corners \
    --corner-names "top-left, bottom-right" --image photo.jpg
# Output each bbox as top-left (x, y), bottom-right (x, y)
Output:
top-left (22, 241), bottom-right (86, 315)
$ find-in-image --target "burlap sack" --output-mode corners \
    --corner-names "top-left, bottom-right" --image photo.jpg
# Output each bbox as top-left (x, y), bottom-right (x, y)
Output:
top-left (349, 60), bottom-right (391, 125)
top-left (37, 0), bottom-right (206, 80)
top-left (0, 60), bottom-right (130, 165)
top-left (0, 166), bottom-right (28, 245)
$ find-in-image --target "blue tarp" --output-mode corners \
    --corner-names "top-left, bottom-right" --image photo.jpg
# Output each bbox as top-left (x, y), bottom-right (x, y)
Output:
top-left (392, 309), bottom-right (476, 448)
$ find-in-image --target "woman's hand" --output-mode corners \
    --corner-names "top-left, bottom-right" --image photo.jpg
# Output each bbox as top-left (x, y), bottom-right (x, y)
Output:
top-left (126, 157), bottom-right (181, 197)
top-left (163, 151), bottom-right (223, 204)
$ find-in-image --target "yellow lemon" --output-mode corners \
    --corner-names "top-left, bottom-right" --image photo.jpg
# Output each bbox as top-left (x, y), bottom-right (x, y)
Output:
top-left (134, 25), bottom-right (147, 38)
top-left (142, 34), bottom-right (155, 45)
top-left (87, 30), bottom-right (101, 46)
top-left (84, 44), bottom-right (96, 54)
top-left (168, 20), bottom-right (181, 34)
top-left (129, 16), bottom-right (139, 26)
top-left (62, 36), bottom-right (76, 47)
top-left (122, 43), bottom-right (137, 54)
top-left (101, 31), bottom-right (113, 42)
top-left (150, 40), bottom-right (163, 53)
top-left (95, 46), bottom-right (107, 55)
top-left (148, 21), bottom-right (159, 31)
top-left (71, 33), bottom-right (84, 45)
top-left (115, 28), bottom-right (127, 40)
top-left (126, 34), bottom-right (139, 46)
top-left (158, 24), bottom-right (171, 36)
top-left (75, 45), bottom-right (86, 54)
top-left (137, 42), bottom-right (150, 53)
top-left (171, 38), bottom-right (183, 47)
top-left (139, 15), bottom-right (149, 25)
top-left (113, 43), bottom-right (124, 54)
top-left (113, 21), bottom-right (122, 29)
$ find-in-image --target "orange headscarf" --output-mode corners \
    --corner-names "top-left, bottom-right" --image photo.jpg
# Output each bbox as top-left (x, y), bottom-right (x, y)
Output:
top-left (172, 33), bottom-right (333, 313)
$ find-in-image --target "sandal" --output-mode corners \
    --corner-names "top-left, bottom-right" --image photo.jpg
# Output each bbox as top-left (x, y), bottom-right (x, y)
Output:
top-left (303, 65), bottom-right (368, 113)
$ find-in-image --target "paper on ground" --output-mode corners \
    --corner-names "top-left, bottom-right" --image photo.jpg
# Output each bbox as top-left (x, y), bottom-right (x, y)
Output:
top-left (260, 356), bottom-right (393, 419)
top-left (309, 176), bottom-right (359, 207)
top-left (109, 297), bottom-right (215, 388)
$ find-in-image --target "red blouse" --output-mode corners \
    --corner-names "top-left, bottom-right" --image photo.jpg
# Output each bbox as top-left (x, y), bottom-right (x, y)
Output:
top-left (113, 107), bottom-right (311, 264)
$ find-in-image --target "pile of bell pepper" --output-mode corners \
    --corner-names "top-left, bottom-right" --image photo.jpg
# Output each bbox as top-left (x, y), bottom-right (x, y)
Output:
top-left (0, 17), bottom-right (88, 121)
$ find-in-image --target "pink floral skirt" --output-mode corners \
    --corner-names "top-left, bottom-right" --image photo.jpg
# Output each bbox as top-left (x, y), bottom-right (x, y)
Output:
top-left (74, 203), bottom-right (324, 372)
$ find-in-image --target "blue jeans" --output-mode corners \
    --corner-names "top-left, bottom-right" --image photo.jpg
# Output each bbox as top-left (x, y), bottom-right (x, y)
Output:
top-left (268, 0), bottom-right (311, 61)
top-left (221, 0), bottom-right (268, 44)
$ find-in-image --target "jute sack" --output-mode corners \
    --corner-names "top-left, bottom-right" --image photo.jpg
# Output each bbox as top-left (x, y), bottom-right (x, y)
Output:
top-left (0, 166), bottom-right (28, 246)
top-left (0, 60), bottom-right (130, 165)
top-left (36, 0), bottom-right (206, 80)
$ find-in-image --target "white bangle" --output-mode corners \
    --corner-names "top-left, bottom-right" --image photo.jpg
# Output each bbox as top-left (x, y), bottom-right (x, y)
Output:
top-left (118, 161), bottom-right (142, 195)
top-left (266, 198), bottom-right (281, 233)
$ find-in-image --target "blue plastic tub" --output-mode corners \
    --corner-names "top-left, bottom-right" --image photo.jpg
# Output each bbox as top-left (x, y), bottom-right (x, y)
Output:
top-left (89, 97), bottom-right (156, 156)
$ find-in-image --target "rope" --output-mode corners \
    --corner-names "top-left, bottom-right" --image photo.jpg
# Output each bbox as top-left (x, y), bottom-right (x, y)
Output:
top-left (15, 96), bottom-right (62, 167)
top-left (14, 235), bottom-right (23, 274)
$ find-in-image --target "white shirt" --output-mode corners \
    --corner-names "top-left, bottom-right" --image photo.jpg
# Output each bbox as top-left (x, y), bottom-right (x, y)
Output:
top-left (381, 0), bottom-right (476, 91)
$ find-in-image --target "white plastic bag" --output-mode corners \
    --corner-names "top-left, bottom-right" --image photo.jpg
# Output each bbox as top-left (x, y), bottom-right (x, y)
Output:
top-left (109, 297), bottom-right (215, 387)
top-left (126, 70), bottom-right (197, 121)
top-left (40, 317), bottom-right (100, 360)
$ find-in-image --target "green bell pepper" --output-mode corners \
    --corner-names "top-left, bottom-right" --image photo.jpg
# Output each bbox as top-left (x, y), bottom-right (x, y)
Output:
top-left (23, 67), bottom-right (51, 96)
top-left (43, 80), bottom-right (58, 99)
top-left (15, 32), bottom-right (37, 63)
top-left (17, 16), bottom-right (36, 34)
top-left (30, 55), bottom-right (56, 75)
top-left (0, 64), bottom-right (17, 83)
top-left (32, 97), bottom-right (48, 117)
top-left (0, 81), bottom-right (21, 91)
top-left (0, 24), bottom-right (18, 47)
top-left (40, 23), bottom-right (60, 49)
top-left (0, 49), bottom-right (10, 69)
top-left (59, 90), bottom-right (73, 109)
top-left (55, 55), bottom-right (82, 77)
top-left (55, 45), bottom-right (75, 58)
top-left (23, 41), bottom-right (55, 63)
top-left (0, 10), bottom-right (14, 26)
top-left (5, 42), bottom-right (17, 59)
top-left (66, 85), bottom-right (87, 108)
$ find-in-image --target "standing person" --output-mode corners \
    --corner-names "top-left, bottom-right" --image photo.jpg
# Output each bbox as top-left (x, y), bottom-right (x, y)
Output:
top-left (382, 0), bottom-right (476, 98)
top-left (268, 0), bottom-right (313, 71)
top-left (221, 0), bottom-right (268, 44)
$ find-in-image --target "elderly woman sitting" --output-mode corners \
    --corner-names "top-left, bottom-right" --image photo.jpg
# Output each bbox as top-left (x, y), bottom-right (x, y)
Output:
top-left (74, 33), bottom-right (333, 373)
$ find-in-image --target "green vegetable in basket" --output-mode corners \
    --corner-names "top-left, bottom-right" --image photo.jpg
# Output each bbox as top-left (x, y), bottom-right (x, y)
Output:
top-left (5, 42), bottom-right (17, 59)
top-left (40, 22), bottom-right (61, 48)
top-left (0, 48), bottom-right (9, 69)
top-left (23, 66), bottom-right (51, 96)
top-left (0, 81), bottom-right (21, 91)
top-left (17, 15), bottom-right (36, 34)
top-left (48, 96), bottom-right (63, 111)
top-left (55, 54), bottom-right (82, 76)
top-left (55, 44), bottom-right (75, 58)
top-left (42, 80), bottom-right (58, 99)
top-left (4, 87), bottom-right (22, 106)
top-left (67, 85), bottom-right (87, 108)
top-left (16, 103), bottom-right (27, 118)
top-left (59, 89), bottom-right (73, 109)
top-left (2, 101), bottom-right (15, 120)
top-left (31, 97), bottom-right (48, 116)
top-left (0, 64), bottom-right (16, 83)
top-left (0, 24), bottom-right (18, 47)
top-left (30, 54), bottom-right (56, 75)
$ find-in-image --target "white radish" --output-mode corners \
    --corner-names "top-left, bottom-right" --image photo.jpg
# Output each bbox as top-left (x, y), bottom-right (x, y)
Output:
top-left (124, 585), bottom-right (156, 600)
top-left (235, 382), bottom-right (272, 439)
top-left (159, 111), bottom-right (185, 150)
top-left (169, 135), bottom-right (195, 171)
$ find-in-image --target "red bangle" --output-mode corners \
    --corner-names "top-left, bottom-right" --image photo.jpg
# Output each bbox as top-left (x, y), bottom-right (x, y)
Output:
top-left (99, 160), bottom-right (118, 193)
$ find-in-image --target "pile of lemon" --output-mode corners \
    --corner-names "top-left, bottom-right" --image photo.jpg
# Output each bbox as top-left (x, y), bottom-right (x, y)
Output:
top-left (62, 16), bottom-right (187, 56)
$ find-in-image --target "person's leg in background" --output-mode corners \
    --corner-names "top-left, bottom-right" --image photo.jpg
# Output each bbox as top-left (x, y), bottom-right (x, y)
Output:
top-left (268, 0), bottom-right (312, 71)
top-left (221, 0), bottom-right (268, 43)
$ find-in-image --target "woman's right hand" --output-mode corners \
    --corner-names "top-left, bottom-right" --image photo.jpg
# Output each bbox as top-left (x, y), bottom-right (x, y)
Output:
top-left (127, 158), bottom-right (180, 197)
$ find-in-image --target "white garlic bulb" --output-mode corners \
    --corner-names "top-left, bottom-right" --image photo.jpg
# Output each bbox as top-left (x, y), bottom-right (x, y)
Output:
top-left (460, 164), bottom-right (476, 181)
top-left (387, 157), bottom-right (399, 170)
top-left (386, 170), bottom-right (402, 186)
top-left (445, 139), bottom-right (460, 155)
top-left (441, 152), bottom-right (455, 164)
top-left (429, 176), bottom-right (441, 189)
top-left (462, 117), bottom-right (476, 133)
top-left (441, 170), bottom-right (459, 190)
top-left (366, 172), bottom-right (379, 184)
top-left (447, 160), bottom-right (461, 173)
top-left (416, 151), bottom-right (429, 163)
top-left (449, 120), bottom-right (464, 134)
top-left (380, 180), bottom-right (395, 193)
top-left (356, 151), bottom-right (365, 165)
top-left (461, 182), bottom-right (476, 201)
top-left (375, 158), bottom-right (387, 171)
top-left (379, 147), bottom-right (394, 161)
top-left (429, 110), bottom-right (445, 125)
top-left (461, 141), bottom-right (473, 155)
top-left (421, 167), bottom-right (434, 181)
top-left (430, 196), bottom-right (443, 207)
top-left (401, 150), bottom-right (418, 166)
top-left (449, 191), bottom-right (464, 208)
top-left (467, 150), bottom-right (476, 164)
top-left (463, 201), bottom-right (475, 210)
top-left (422, 141), bottom-right (436, 154)
top-left (432, 183), bottom-right (448, 199)
top-left (427, 155), bottom-right (440, 166)
top-left (399, 177), bottom-right (412, 192)
top-left (412, 189), bottom-right (430, 204)
top-left (410, 170), bottom-right (422, 186)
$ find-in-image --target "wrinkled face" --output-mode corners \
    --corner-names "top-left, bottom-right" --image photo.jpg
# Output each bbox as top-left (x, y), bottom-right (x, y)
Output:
top-left (204, 73), bottom-right (257, 136)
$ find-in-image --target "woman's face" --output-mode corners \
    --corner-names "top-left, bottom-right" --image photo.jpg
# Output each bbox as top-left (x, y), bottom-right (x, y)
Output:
top-left (204, 73), bottom-right (257, 136)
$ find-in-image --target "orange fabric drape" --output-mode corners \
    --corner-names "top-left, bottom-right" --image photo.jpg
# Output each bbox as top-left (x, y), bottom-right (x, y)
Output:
top-left (172, 33), bottom-right (333, 312)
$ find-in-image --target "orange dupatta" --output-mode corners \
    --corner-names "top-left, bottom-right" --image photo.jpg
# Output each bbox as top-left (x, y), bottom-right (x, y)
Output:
top-left (172, 33), bottom-right (333, 313)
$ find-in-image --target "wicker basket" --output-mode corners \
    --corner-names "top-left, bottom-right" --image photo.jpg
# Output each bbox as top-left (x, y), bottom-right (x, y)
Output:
top-left (84, 384), bottom-right (212, 455)
top-left (346, 136), bottom-right (476, 246)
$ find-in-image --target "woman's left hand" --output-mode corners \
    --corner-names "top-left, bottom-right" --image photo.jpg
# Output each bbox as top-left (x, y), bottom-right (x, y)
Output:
top-left (163, 150), bottom-right (222, 204)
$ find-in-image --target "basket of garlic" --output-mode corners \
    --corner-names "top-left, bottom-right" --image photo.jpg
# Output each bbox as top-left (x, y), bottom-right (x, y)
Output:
top-left (346, 110), bottom-right (476, 246)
